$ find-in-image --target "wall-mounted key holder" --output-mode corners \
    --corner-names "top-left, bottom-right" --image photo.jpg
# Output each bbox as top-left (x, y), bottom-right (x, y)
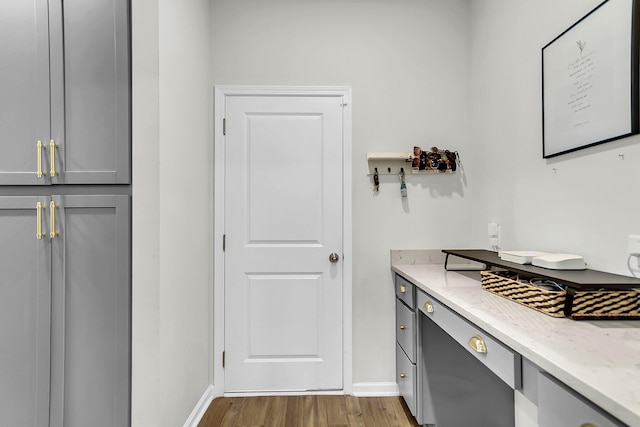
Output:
top-left (366, 152), bottom-right (413, 175)
top-left (367, 147), bottom-right (459, 175)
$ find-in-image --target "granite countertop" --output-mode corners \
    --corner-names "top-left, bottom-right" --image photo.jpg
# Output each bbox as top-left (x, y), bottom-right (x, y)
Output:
top-left (391, 250), bottom-right (640, 427)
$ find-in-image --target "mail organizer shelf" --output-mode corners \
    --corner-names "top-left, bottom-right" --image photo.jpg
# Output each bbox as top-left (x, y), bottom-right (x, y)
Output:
top-left (443, 249), bottom-right (640, 320)
top-left (443, 249), bottom-right (640, 290)
top-left (481, 270), bottom-right (640, 320)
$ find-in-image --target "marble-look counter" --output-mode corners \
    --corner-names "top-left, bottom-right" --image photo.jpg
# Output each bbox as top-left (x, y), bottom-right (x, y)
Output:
top-left (391, 250), bottom-right (640, 427)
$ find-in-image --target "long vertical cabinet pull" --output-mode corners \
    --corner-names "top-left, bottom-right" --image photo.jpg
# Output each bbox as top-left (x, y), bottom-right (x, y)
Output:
top-left (49, 140), bottom-right (58, 177)
top-left (36, 202), bottom-right (45, 239)
top-left (37, 141), bottom-right (46, 178)
top-left (50, 201), bottom-right (59, 239)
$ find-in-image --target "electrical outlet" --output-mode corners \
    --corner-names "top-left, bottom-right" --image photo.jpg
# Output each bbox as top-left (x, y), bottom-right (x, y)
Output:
top-left (488, 222), bottom-right (499, 236)
top-left (628, 235), bottom-right (640, 255)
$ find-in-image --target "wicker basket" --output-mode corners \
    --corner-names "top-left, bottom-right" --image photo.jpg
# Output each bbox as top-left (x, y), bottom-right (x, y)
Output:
top-left (480, 271), bottom-right (566, 318)
top-left (480, 270), bottom-right (640, 319)
top-left (570, 289), bottom-right (640, 319)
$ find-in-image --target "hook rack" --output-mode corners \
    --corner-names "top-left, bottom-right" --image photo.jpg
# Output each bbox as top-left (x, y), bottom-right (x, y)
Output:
top-left (366, 153), bottom-right (412, 175)
top-left (366, 151), bottom-right (457, 175)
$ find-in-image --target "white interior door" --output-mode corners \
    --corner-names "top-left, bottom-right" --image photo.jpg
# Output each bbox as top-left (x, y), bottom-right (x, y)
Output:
top-left (223, 92), bottom-right (345, 392)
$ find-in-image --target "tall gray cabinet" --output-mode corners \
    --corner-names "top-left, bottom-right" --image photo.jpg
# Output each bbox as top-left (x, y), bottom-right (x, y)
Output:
top-left (0, 1), bottom-right (131, 426)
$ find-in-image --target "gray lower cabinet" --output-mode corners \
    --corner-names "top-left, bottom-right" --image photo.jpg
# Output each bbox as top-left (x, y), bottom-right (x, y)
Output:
top-left (537, 371), bottom-right (624, 427)
top-left (0, 0), bottom-right (130, 185)
top-left (395, 271), bottom-right (628, 427)
top-left (395, 273), bottom-right (519, 427)
top-left (395, 274), bottom-right (422, 422)
top-left (416, 287), bottom-right (518, 427)
top-left (0, 195), bottom-right (131, 427)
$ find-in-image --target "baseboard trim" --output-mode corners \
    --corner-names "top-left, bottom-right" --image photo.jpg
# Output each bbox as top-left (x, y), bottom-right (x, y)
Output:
top-left (183, 384), bottom-right (215, 427)
top-left (224, 389), bottom-right (345, 398)
top-left (351, 382), bottom-right (399, 397)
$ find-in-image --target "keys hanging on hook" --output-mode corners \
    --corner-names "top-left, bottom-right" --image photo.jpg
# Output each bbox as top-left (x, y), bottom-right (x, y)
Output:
top-left (399, 168), bottom-right (407, 197)
top-left (373, 168), bottom-right (380, 192)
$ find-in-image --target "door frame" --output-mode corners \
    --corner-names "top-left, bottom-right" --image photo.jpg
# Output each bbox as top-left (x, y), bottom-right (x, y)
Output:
top-left (212, 86), bottom-right (352, 396)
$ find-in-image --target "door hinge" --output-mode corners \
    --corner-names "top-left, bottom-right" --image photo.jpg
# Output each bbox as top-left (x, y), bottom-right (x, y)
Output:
top-left (222, 351), bottom-right (225, 368)
top-left (223, 234), bottom-right (226, 251)
top-left (223, 118), bottom-right (226, 135)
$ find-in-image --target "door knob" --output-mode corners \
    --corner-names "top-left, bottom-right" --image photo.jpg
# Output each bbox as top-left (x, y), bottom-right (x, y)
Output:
top-left (329, 253), bottom-right (340, 263)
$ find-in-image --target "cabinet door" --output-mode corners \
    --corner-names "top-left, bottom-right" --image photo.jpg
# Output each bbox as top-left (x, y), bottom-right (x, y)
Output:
top-left (0, 196), bottom-right (51, 427)
top-left (49, 0), bottom-right (130, 184)
top-left (396, 298), bottom-right (416, 363)
top-left (396, 343), bottom-right (417, 417)
top-left (420, 314), bottom-right (515, 427)
top-left (538, 373), bottom-right (624, 427)
top-left (49, 195), bottom-right (131, 427)
top-left (0, 1), bottom-right (52, 185)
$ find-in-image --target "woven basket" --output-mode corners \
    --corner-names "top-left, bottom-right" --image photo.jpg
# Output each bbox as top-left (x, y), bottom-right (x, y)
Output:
top-left (480, 271), bottom-right (566, 318)
top-left (570, 289), bottom-right (640, 319)
top-left (481, 270), bottom-right (640, 320)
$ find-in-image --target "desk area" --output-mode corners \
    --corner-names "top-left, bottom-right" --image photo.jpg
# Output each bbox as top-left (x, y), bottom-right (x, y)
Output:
top-left (391, 249), bottom-right (640, 427)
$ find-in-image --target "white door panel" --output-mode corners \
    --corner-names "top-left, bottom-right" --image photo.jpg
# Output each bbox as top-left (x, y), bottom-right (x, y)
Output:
top-left (245, 114), bottom-right (323, 243)
top-left (224, 94), bottom-right (344, 392)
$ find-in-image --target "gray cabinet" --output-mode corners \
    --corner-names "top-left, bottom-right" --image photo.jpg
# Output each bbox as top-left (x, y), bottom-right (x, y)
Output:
top-left (0, 0), bottom-right (51, 185)
top-left (412, 282), bottom-right (519, 427)
top-left (0, 197), bottom-right (51, 427)
top-left (1, 0), bottom-right (131, 425)
top-left (395, 274), bottom-right (420, 420)
top-left (50, 195), bottom-right (131, 427)
top-left (0, 0), bottom-right (130, 185)
top-left (0, 195), bottom-right (131, 427)
top-left (537, 370), bottom-right (624, 427)
top-left (396, 272), bottom-right (517, 425)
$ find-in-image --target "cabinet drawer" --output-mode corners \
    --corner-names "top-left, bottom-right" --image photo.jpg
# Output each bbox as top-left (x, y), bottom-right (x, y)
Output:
top-left (538, 373), bottom-right (624, 427)
top-left (396, 342), bottom-right (416, 417)
top-left (395, 274), bottom-right (415, 309)
top-left (417, 289), bottom-right (521, 389)
top-left (396, 298), bottom-right (416, 363)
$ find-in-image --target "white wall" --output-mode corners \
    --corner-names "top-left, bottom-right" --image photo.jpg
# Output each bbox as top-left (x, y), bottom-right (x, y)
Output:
top-left (210, 0), bottom-right (474, 383)
top-left (132, 0), bottom-right (212, 426)
top-left (131, 0), bottom-right (160, 425)
top-left (468, 0), bottom-right (640, 276)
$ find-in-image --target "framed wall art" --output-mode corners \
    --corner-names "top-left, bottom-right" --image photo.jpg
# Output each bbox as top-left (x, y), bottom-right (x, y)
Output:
top-left (542, 0), bottom-right (640, 158)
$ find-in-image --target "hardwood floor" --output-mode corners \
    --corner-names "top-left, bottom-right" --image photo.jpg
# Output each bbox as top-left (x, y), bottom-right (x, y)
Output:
top-left (198, 395), bottom-right (421, 427)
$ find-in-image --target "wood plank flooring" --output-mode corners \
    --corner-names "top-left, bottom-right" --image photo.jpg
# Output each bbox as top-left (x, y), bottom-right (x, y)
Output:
top-left (198, 395), bottom-right (421, 427)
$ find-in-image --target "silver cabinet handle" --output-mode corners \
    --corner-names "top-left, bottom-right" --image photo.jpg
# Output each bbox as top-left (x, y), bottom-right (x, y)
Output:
top-left (329, 253), bottom-right (340, 263)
